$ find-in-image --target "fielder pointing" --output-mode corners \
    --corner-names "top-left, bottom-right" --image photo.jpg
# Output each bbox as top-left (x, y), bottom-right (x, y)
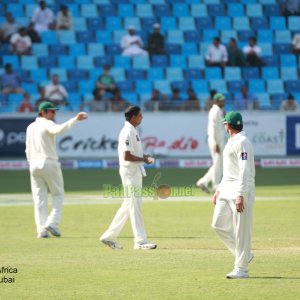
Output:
top-left (100, 106), bottom-right (156, 250)
top-left (211, 111), bottom-right (255, 279)
top-left (25, 101), bottom-right (88, 238)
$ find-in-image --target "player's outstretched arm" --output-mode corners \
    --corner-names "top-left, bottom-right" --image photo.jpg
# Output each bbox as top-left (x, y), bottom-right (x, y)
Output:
top-left (76, 112), bottom-right (88, 121)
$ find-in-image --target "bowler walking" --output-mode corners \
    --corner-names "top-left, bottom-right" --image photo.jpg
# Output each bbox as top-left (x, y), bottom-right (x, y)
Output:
top-left (211, 111), bottom-right (255, 279)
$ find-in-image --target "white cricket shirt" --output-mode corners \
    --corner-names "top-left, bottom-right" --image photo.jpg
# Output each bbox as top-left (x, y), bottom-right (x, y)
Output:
top-left (218, 131), bottom-right (255, 199)
top-left (25, 116), bottom-right (77, 163)
top-left (207, 104), bottom-right (225, 146)
top-left (118, 121), bottom-right (146, 175)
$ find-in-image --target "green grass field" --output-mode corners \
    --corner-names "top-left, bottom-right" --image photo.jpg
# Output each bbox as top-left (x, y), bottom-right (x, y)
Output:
top-left (0, 168), bottom-right (299, 300)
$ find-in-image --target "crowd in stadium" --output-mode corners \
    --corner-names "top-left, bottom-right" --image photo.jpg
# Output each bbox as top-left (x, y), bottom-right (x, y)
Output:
top-left (0, 0), bottom-right (299, 112)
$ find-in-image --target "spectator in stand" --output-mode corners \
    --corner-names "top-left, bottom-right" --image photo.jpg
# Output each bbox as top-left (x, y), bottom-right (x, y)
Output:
top-left (167, 88), bottom-right (184, 111)
top-left (56, 5), bottom-right (73, 30)
top-left (0, 64), bottom-right (24, 95)
top-left (27, 22), bottom-right (41, 43)
top-left (204, 89), bottom-right (217, 111)
top-left (18, 93), bottom-right (33, 113)
top-left (147, 23), bottom-right (165, 56)
top-left (182, 88), bottom-right (201, 111)
top-left (31, 1), bottom-right (55, 35)
top-left (205, 37), bottom-right (228, 67)
top-left (45, 74), bottom-right (68, 106)
top-left (34, 86), bottom-right (47, 111)
top-left (281, 94), bottom-right (299, 111)
top-left (291, 32), bottom-right (300, 54)
top-left (95, 65), bottom-right (116, 94)
top-left (234, 85), bottom-right (259, 111)
top-left (108, 89), bottom-right (129, 112)
top-left (10, 27), bottom-right (32, 56)
top-left (144, 89), bottom-right (167, 111)
top-left (0, 13), bottom-right (20, 43)
top-left (227, 38), bottom-right (246, 67)
top-left (243, 37), bottom-right (264, 67)
top-left (82, 88), bottom-right (108, 112)
top-left (280, 0), bottom-right (300, 17)
top-left (121, 25), bottom-right (148, 57)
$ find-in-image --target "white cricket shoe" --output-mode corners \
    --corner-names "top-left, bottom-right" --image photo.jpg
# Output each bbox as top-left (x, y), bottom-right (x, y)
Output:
top-left (45, 225), bottom-right (61, 237)
top-left (100, 238), bottom-right (123, 250)
top-left (134, 241), bottom-right (157, 250)
top-left (37, 231), bottom-right (50, 239)
top-left (226, 270), bottom-right (249, 279)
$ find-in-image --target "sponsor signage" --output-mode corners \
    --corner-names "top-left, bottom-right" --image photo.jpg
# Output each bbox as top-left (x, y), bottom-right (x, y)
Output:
top-left (286, 116), bottom-right (300, 155)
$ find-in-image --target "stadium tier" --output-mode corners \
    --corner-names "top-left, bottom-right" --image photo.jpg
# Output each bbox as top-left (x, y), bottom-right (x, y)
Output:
top-left (0, 0), bottom-right (300, 112)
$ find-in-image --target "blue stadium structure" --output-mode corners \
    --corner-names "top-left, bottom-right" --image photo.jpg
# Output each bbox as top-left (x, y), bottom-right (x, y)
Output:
top-left (0, 0), bottom-right (299, 112)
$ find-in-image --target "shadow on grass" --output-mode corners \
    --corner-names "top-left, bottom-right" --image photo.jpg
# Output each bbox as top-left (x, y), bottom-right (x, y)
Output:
top-left (250, 276), bottom-right (300, 280)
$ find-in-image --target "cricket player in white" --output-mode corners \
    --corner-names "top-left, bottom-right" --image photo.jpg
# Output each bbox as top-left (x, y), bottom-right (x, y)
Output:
top-left (211, 111), bottom-right (255, 279)
top-left (196, 93), bottom-right (225, 193)
top-left (25, 101), bottom-right (87, 238)
top-left (100, 106), bottom-right (156, 250)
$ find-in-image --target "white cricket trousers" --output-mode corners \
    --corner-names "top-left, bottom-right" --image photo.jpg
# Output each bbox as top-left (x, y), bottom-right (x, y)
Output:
top-left (100, 167), bottom-right (147, 244)
top-left (211, 190), bottom-right (255, 272)
top-left (198, 138), bottom-right (223, 190)
top-left (30, 160), bottom-right (64, 234)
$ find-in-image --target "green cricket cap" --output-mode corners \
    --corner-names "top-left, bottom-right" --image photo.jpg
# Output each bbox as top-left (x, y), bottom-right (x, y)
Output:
top-left (38, 101), bottom-right (59, 112)
top-left (213, 93), bottom-right (225, 101)
top-left (223, 111), bottom-right (243, 126)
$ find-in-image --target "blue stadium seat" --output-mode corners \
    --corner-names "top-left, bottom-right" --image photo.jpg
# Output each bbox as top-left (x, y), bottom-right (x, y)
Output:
top-left (185, 31), bottom-right (202, 43)
top-left (228, 80), bottom-right (246, 93)
top-left (105, 17), bottom-right (122, 30)
top-left (195, 17), bottom-right (213, 30)
top-left (106, 44), bottom-right (122, 55)
top-left (165, 44), bottom-right (181, 55)
top-left (39, 56), bottom-right (57, 68)
top-left (49, 45), bottom-right (68, 55)
top-left (148, 68), bottom-right (164, 80)
top-left (285, 80), bottom-right (300, 93)
top-left (118, 4), bottom-right (134, 17)
top-left (262, 55), bottom-right (279, 66)
top-left (7, 4), bottom-right (24, 17)
top-left (58, 31), bottom-right (76, 45)
top-left (233, 17), bottom-right (250, 30)
top-left (67, 4), bottom-right (80, 17)
top-left (208, 4), bottom-right (225, 16)
top-left (251, 17), bottom-right (268, 29)
top-left (271, 93), bottom-right (287, 110)
top-left (280, 54), bottom-right (297, 67)
top-left (170, 55), bottom-right (187, 67)
top-left (281, 68), bottom-right (298, 80)
top-left (209, 80), bottom-right (227, 93)
top-left (188, 55), bottom-right (205, 69)
top-left (205, 68), bottom-right (222, 80)
top-left (58, 56), bottom-right (75, 69)
top-left (227, 4), bottom-right (244, 16)
top-left (32, 44), bottom-right (48, 57)
top-left (2, 55), bottom-right (19, 69)
top-left (246, 4), bottom-right (263, 17)
top-left (166, 68), bottom-right (183, 81)
top-left (267, 80), bottom-right (284, 94)
top-left (73, 17), bottom-right (87, 31)
top-left (185, 69), bottom-right (203, 80)
top-left (98, 4), bottom-right (116, 16)
top-left (114, 55), bottom-right (131, 68)
top-left (154, 4), bottom-right (171, 16)
top-left (258, 30), bottom-right (273, 43)
top-left (68, 69), bottom-right (87, 81)
top-left (171, 81), bottom-right (189, 93)
top-left (110, 68), bottom-right (126, 81)
top-left (88, 44), bottom-right (104, 56)
top-left (141, 17), bottom-right (157, 30)
top-left (69, 44), bottom-right (86, 56)
top-left (288, 16), bottom-right (300, 31)
top-left (123, 93), bottom-right (138, 105)
top-left (179, 17), bottom-right (196, 31)
top-left (161, 17), bottom-right (177, 30)
top-left (87, 18), bottom-right (103, 31)
top-left (215, 17), bottom-right (232, 30)
top-left (238, 30), bottom-right (255, 42)
top-left (270, 17), bottom-right (286, 30)
top-left (133, 56), bottom-right (150, 69)
top-left (264, 4), bottom-right (280, 16)
top-left (95, 31), bottom-right (112, 45)
top-left (275, 30), bottom-right (291, 43)
top-left (242, 67), bottom-right (260, 80)
top-left (191, 80), bottom-right (209, 93)
top-left (49, 68), bottom-right (67, 81)
top-left (167, 30), bottom-right (184, 44)
top-left (116, 81), bottom-right (134, 93)
top-left (182, 43), bottom-right (198, 55)
top-left (78, 80), bottom-right (95, 94)
top-left (62, 80), bottom-right (77, 93)
top-left (81, 4), bottom-right (98, 18)
top-left (154, 80), bottom-right (171, 94)
top-left (274, 43), bottom-right (291, 54)
top-left (77, 31), bottom-right (94, 43)
top-left (94, 56), bottom-right (113, 68)
top-left (0, 44), bottom-right (10, 55)
top-left (190, 4), bottom-right (208, 17)
top-left (221, 30), bottom-right (237, 43)
top-left (113, 30), bottom-right (127, 44)
top-left (173, 3), bottom-right (189, 17)
top-left (127, 69), bottom-right (145, 80)
top-left (30, 69), bottom-right (47, 82)
top-left (224, 67), bottom-right (241, 81)
top-left (262, 67), bottom-right (279, 79)
top-left (203, 30), bottom-right (219, 42)
top-left (89, 69), bottom-right (101, 81)
top-left (136, 4), bottom-right (153, 17)
top-left (200, 43), bottom-right (211, 55)
top-left (124, 17), bottom-right (141, 30)
top-left (151, 55), bottom-right (168, 68)
top-left (41, 31), bottom-right (58, 44)
top-left (21, 56), bottom-right (38, 70)
top-left (260, 43), bottom-right (273, 56)
top-left (136, 80), bottom-right (152, 95)
top-left (248, 79), bottom-right (265, 93)
top-left (77, 56), bottom-right (94, 70)
top-left (256, 93), bottom-right (272, 110)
